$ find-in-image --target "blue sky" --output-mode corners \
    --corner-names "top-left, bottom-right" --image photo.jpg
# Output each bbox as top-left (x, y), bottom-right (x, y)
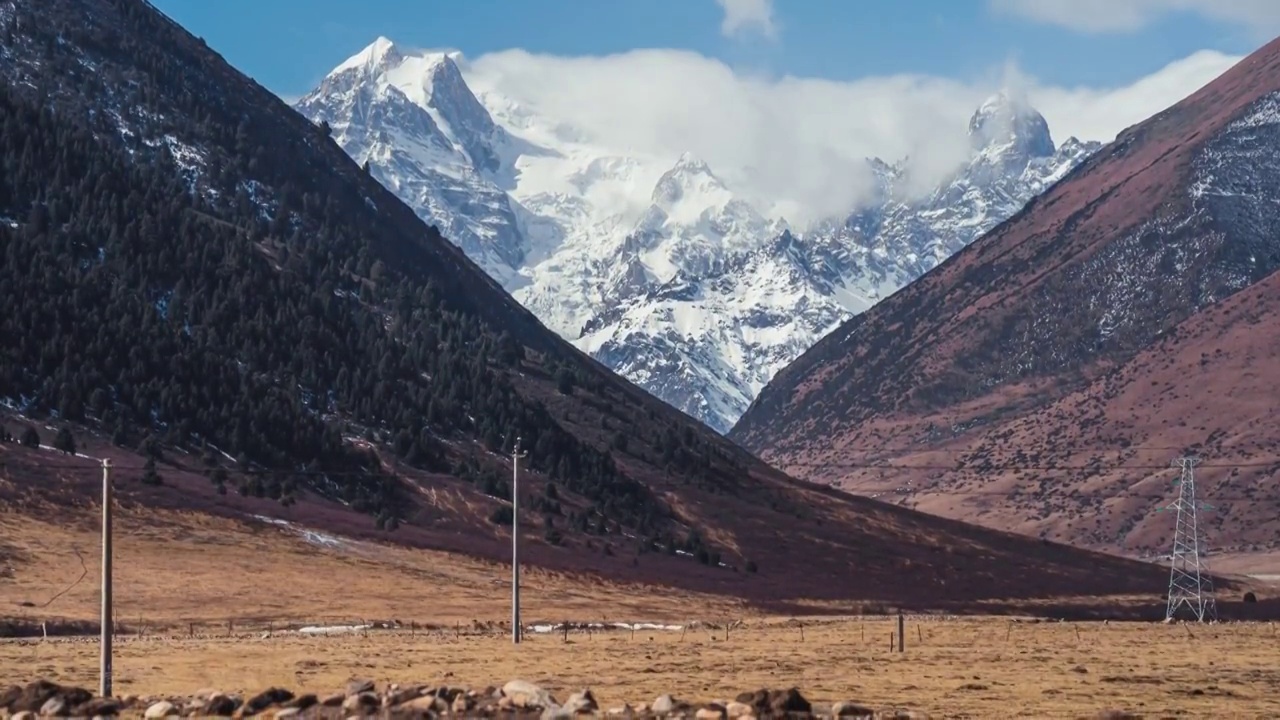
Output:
top-left (151, 0), bottom-right (1271, 101)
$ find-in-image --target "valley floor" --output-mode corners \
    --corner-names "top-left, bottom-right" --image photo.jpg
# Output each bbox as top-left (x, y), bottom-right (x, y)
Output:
top-left (3, 617), bottom-right (1280, 717)
top-left (4, 505), bottom-right (1280, 717)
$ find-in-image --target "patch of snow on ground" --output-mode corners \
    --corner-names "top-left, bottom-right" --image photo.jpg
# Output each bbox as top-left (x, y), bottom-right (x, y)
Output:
top-left (250, 514), bottom-right (356, 551)
top-left (296, 624), bottom-right (373, 635)
top-left (526, 621), bottom-right (685, 634)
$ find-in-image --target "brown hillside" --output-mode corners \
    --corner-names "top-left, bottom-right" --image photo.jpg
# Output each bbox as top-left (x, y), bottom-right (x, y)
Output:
top-left (731, 36), bottom-right (1280, 564)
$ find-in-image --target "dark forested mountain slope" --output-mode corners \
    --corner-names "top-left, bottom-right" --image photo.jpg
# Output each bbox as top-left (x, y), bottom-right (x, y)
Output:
top-left (0, 0), bottom-right (1173, 609)
top-left (731, 36), bottom-right (1280, 562)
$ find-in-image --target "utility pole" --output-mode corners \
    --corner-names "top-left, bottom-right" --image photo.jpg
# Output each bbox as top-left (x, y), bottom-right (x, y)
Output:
top-left (100, 458), bottom-right (113, 697)
top-left (511, 436), bottom-right (528, 644)
top-left (1164, 456), bottom-right (1217, 622)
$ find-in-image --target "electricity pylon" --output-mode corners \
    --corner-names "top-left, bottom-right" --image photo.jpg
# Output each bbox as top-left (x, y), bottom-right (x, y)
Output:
top-left (1161, 457), bottom-right (1217, 622)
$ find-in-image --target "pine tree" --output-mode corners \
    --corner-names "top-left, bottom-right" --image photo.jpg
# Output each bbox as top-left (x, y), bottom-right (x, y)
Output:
top-left (53, 427), bottom-right (76, 455)
top-left (141, 457), bottom-right (163, 486)
top-left (20, 427), bottom-right (40, 448)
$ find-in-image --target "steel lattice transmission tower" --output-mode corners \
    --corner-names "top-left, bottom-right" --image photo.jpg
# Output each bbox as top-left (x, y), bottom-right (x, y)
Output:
top-left (1164, 456), bottom-right (1217, 622)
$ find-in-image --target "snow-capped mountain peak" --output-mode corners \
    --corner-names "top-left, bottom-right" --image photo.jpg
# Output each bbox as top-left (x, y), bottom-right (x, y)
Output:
top-left (296, 40), bottom-right (1103, 433)
top-left (330, 36), bottom-right (403, 77)
top-left (297, 41), bottom-right (524, 282)
top-left (968, 90), bottom-right (1055, 160)
top-left (651, 152), bottom-right (731, 211)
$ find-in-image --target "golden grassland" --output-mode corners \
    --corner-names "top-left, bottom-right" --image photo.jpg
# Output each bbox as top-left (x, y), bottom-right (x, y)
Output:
top-left (5, 507), bottom-right (1280, 717)
top-left (4, 618), bottom-right (1280, 718)
top-left (0, 508), bottom-right (748, 630)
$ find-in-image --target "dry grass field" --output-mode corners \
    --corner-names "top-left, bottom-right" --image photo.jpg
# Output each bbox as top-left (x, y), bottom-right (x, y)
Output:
top-left (5, 502), bottom-right (1279, 717)
top-left (4, 618), bottom-right (1280, 718)
top-left (0, 508), bottom-right (747, 631)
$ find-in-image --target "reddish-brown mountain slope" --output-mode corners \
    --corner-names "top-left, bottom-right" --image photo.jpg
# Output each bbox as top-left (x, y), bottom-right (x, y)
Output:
top-left (731, 37), bottom-right (1280, 564)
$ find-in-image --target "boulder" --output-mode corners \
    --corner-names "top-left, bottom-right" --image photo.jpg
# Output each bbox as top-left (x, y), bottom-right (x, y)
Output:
top-left (563, 689), bottom-right (598, 715)
top-left (769, 688), bottom-right (811, 715)
top-left (243, 688), bottom-right (295, 715)
top-left (144, 700), bottom-right (177, 718)
top-left (200, 694), bottom-right (241, 716)
top-left (71, 696), bottom-right (123, 716)
top-left (341, 692), bottom-right (379, 713)
top-left (832, 701), bottom-right (875, 718)
top-left (40, 696), bottom-right (69, 716)
top-left (502, 679), bottom-right (557, 709)
top-left (345, 679), bottom-right (375, 696)
top-left (651, 694), bottom-right (687, 715)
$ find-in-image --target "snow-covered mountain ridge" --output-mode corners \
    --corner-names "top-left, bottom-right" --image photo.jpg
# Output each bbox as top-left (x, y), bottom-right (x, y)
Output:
top-left (296, 38), bottom-right (1101, 432)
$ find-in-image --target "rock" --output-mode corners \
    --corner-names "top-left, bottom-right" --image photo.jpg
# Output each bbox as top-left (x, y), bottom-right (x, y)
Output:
top-left (383, 687), bottom-right (421, 707)
top-left (394, 695), bottom-right (448, 714)
top-left (734, 690), bottom-right (769, 712)
top-left (144, 700), bottom-right (177, 718)
top-left (769, 688), bottom-right (811, 714)
top-left (563, 689), bottom-right (598, 715)
top-left (696, 704), bottom-right (727, 719)
top-left (503, 680), bottom-right (557, 709)
top-left (0, 685), bottom-right (21, 711)
top-left (345, 680), bottom-right (374, 696)
top-left (1072, 665), bottom-right (1089, 674)
top-left (286, 693), bottom-right (318, 710)
top-left (452, 694), bottom-right (475, 714)
top-left (11, 680), bottom-right (75, 713)
top-left (541, 705), bottom-right (572, 720)
top-left (341, 692), bottom-right (379, 713)
top-left (71, 697), bottom-right (123, 717)
top-left (243, 688), bottom-right (295, 716)
top-left (832, 701), bottom-right (875, 718)
top-left (725, 700), bottom-right (755, 719)
top-left (651, 694), bottom-right (685, 715)
top-left (201, 694), bottom-right (240, 716)
top-left (40, 696), bottom-right (68, 716)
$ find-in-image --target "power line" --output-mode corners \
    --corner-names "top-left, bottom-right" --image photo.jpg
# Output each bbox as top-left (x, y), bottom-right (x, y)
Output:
top-left (785, 459), bottom-right (1280, 471)
top-left (861, 489), bottom-right (1264, 502)
top-left (8, 462), bottom-right (422, 476)
top-left (36, 545), bottom-right (87, 608)
top-left (785, 444), bottom-right (1214, 454)
top-left (23, 458), bottom-right (1277, 474)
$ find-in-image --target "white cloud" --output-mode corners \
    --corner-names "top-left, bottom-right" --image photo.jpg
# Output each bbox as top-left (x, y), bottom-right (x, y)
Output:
top-left (989, 0), bottom-right (1280, 35)
top-left (714, 0), bottom-right (777, 40)
top-left (460, 47), bottom-right (1242, 225)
